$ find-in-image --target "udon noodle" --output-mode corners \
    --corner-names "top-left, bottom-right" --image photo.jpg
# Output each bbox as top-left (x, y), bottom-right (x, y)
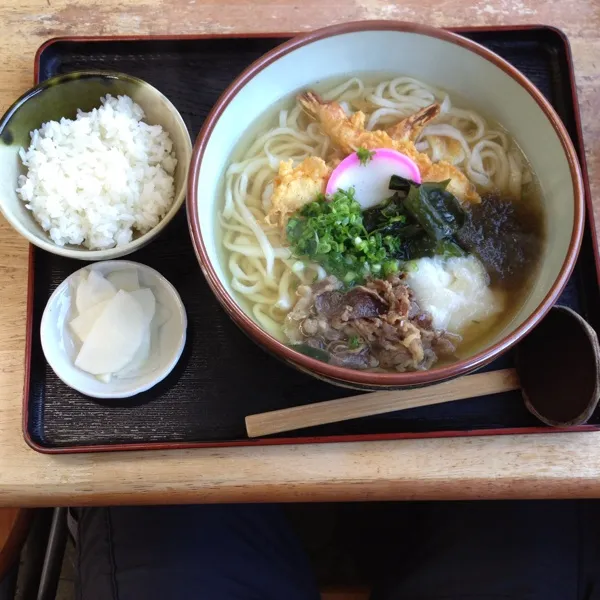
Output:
top-left (220, 76), bottom-right (531, 339)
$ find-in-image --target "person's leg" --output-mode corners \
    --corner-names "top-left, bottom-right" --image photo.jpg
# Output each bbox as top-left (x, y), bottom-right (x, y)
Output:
top-left (369, 500), bottom-right (599, 600)
top-left (76, 504), bottom-right (320, 600)
top-left (0, 565), bottom-right (16, 600)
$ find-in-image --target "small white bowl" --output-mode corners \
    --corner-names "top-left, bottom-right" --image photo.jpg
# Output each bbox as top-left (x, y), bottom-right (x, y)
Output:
top-left (0, 71), bottom-right (192, 260)
top-left (40, 260), bottom-right (187, 399)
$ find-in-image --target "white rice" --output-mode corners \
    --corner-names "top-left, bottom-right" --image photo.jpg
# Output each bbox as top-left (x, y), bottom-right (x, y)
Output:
top-left (16, 94), bottom-right (177, 250)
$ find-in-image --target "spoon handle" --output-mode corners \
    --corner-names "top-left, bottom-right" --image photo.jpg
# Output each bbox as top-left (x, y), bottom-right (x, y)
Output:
top-left (245, 368), bottom-right (519, 438)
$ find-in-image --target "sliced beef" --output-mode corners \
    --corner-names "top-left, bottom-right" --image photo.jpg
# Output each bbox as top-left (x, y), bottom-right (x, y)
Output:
top-left (285, 276), bottom-right (343, 342)
top-left (312, 275), bottom-right (343, 295)
top-left (301, 318), bottom-right (320, 336)
top-left (314, 291), bottom-right (344, 317)
top-left (377, 345), bottom-right (414, 370)
top-left (287, 274), bottom-right (459, 372)
top-left (329, 346), bottom-right (377, 370)
top-left (412, 312), bottom-right (433, 330)
top-left (315, 287), bottom-right (387, 321)
top-left (366, 277), bottom-right (411, 318)
top-left (345, 288), bottom-right (387, 319)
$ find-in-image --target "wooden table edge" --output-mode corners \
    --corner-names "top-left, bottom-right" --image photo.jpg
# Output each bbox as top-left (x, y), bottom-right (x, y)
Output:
top-left (3, 472), bottom-right (600, 506)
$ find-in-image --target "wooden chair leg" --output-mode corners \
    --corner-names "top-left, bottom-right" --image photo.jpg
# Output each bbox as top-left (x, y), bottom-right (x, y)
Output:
top-left (0, 508), bottom-right (31, 581)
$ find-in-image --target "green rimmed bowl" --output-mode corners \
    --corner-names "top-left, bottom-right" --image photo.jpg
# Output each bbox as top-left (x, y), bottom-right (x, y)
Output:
top-left (0, 71), bottom-right (192, 260)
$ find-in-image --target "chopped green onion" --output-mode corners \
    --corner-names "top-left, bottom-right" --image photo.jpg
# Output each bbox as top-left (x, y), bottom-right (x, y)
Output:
top-left (286, 187), bottom-right (402, 285)
top-left (356, 147), bottom-right (376, 166)
top-left (348, 335), bottom-right (361, 349)
top-left (382, 260), bottom-right (399, 277)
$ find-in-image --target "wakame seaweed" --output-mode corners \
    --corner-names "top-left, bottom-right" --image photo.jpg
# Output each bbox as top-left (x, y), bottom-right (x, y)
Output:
top-left (403, 180), bottom-right (465, 240)
top-left (293, 344), bottom-right (332, 362)
top-left (388, 174), bottom-right (414, 195)
top-left (362, 176), bottom-right (466, 261)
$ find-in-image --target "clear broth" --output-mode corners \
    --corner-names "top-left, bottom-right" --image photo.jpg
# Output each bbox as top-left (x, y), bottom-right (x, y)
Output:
top-left (218, 73), bottom-right (547, 363)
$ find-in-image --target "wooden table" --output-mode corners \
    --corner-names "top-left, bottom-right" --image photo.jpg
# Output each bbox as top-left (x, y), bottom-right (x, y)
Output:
top-left (1, 0), bottom-right (599, 508)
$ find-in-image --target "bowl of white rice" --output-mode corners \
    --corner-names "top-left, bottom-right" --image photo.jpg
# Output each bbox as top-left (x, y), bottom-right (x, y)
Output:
top-left (0, 71), bottom-right (192, 259)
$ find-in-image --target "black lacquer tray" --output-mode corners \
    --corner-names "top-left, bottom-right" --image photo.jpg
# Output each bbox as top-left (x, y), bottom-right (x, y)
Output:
top-left (24, 26), bottom-right (600, 453)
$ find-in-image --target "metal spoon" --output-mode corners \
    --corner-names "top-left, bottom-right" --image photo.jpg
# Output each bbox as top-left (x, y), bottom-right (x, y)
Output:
top-left (246, 305), bottom-right (600, 437)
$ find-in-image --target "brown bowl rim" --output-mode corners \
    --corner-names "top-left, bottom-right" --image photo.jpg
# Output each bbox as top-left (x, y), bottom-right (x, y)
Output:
top-left (187, 20), bottom-right (585, 387)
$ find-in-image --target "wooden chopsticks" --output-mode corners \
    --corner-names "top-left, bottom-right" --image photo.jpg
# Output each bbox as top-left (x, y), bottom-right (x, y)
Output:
top-left (245, 368), bottom-right (520, 438)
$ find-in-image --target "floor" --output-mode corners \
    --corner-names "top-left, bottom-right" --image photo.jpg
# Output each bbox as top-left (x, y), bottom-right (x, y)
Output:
top-left (54, 540), bottom-right (75, 600)
top-left (14, 536), bottom-right (76, 600)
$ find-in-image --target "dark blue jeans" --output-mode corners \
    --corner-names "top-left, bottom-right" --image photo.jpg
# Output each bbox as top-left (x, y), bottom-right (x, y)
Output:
top-left (76, 501), bottom-right (600, 600)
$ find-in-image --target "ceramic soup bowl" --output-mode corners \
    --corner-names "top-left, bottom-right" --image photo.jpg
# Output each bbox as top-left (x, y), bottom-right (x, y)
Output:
top-left (187, 21), bottom-right (584, 390)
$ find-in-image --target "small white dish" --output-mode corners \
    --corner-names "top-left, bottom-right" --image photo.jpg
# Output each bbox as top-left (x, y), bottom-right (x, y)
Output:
top-left (40, 260), bottom-right (187, 399)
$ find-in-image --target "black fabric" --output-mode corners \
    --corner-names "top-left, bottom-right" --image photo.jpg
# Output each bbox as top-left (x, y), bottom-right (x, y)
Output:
top-left (76, 501), bottom-right (600, 600)
top-left (0, 565), bottom-right (16, 600)
top-left (76, 504), bottom-right (320, 600)
top-left (365, 501), bottom-right (587, 600)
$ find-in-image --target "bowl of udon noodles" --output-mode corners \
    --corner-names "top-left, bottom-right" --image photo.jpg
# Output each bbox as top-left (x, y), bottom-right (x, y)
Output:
top-left (188, 21), bottom-right (584, 390)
